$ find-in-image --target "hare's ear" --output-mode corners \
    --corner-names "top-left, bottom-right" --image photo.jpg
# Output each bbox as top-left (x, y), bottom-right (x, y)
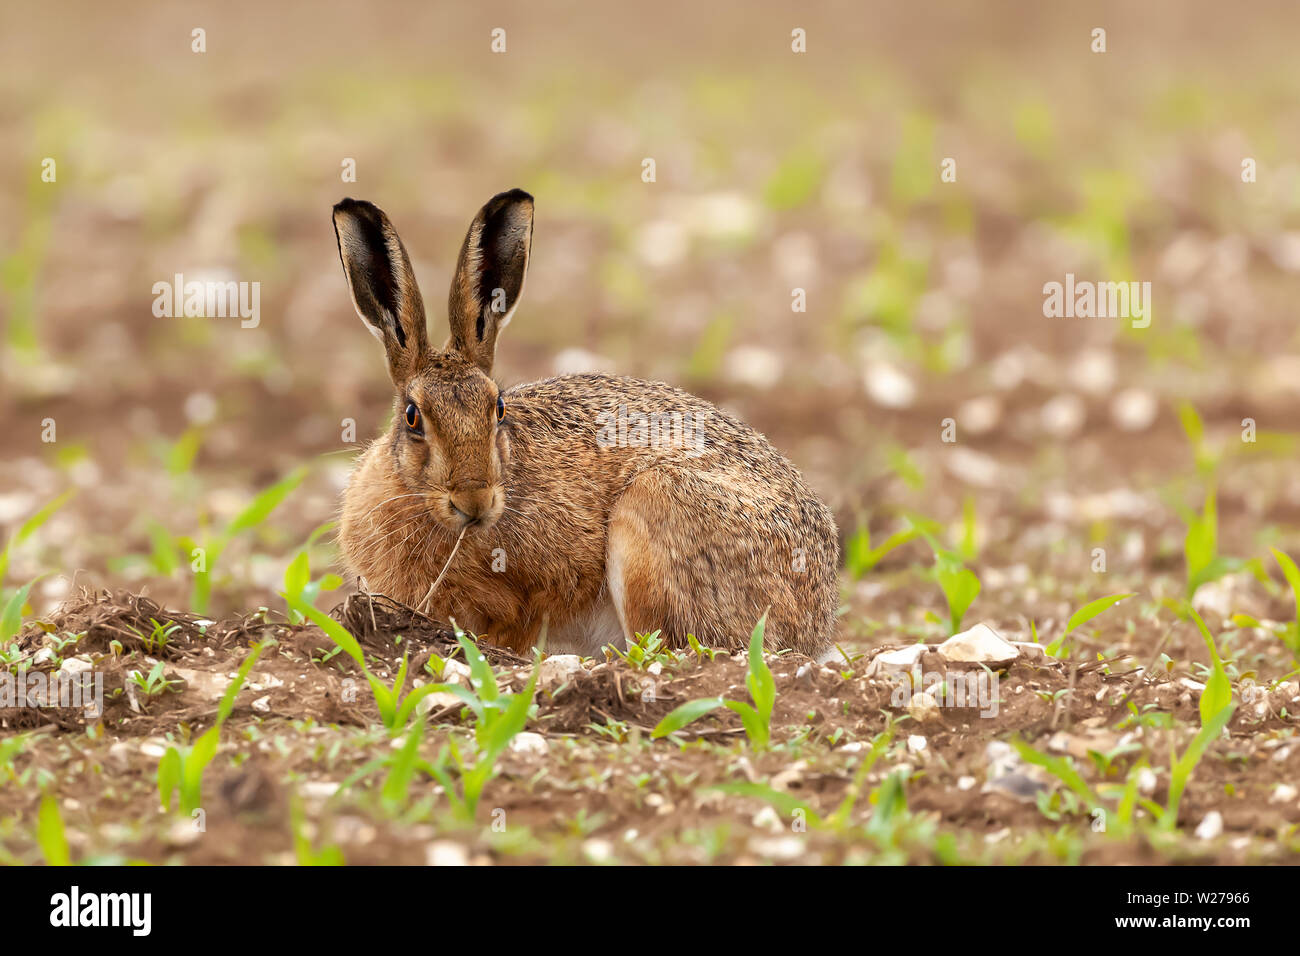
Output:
top-left (446, 189), bottom-right (533, 373)
top-left (332, 198), bottom-right (429, 383)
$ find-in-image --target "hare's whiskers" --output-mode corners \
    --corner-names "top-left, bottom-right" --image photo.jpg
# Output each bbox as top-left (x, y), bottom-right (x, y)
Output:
top-left (360, 493), bottom-right (425, 522)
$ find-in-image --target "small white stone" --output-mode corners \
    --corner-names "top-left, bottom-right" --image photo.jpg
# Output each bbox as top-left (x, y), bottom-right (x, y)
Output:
top-left (426, 841), bottom-right (470, 866)
top-left (866, 644), bottom-right (927, 677)
top-left (749, 836), bottom-right (806, 861)
top-left (59, 657), bottom-right (94, 675)
top-left (1194, 810), bottom-right (1224, 840)
top-left (508, 732), bottom-right (548, 755)
top-left (537, 654), bottom-right (583, 690)
top-left (1040, 394), bottom-right (1086, 438)
top-left (439, 659), bottom-right (473, 687)
top-left (1069, 348), bottom-right (1117, 394)
top-left (165, 818), bottom-right (203, 846)
top-left (908, 692), bottom-right (941, 723)
top-left (582, 838), bottom-right (615, 863)
top-left (251, 695), bottom-right (271, 714)
top-left (300, 781), bottom-right (340, 800)
top-left (863, 361), bottom-right (916, 409)
top-left (907, 734), bottom-right (927, 753)
top-left (752, 806), bottom-right (784, 832)
top-left (957, 396), bottom-right (1002, 435)
top-left (1136, 767), bottom-right (1158, 796)
top-left (939, 623), bottom-right (1018, 666)
top-left (417, 691), bottom-right (464, 715)
top-left (1271, 783), bottom-right (1298, 804)
top-left (1111, 388), bottom-right (1158, 431)
top-left (724, 346), bottom-right (783, 389)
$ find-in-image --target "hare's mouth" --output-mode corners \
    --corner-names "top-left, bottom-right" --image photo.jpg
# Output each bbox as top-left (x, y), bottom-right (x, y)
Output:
top-left (441, 488), bottom-right (504, 532)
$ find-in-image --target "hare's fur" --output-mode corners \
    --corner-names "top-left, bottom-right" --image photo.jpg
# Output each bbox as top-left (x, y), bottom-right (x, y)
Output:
top-left (333, 192), bottom-right (839, 656)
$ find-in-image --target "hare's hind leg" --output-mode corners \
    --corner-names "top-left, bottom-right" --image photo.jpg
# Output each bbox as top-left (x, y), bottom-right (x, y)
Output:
top-left (605, 466), bottom-right (828, 653)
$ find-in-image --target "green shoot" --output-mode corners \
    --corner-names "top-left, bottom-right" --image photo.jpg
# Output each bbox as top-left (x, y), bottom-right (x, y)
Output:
top-left (157, 639), bottom-right (272, 814)
top-left (0, 490), bottom-right (74, 591)
top-left (1268, 547), bottom-right (1300, 661)
top-left (288, 596), bottom-right (447, 732)
top-left (1164, 703), bottom-right (1236, 830)
top-left (1187, 608), bottom-right (1233, 728)
top-left (923, 534), bottom-right (981, 635)
top-left (425, 634), bottom-right (540, 821)
top-left (283, 521), bottom-right (342, 624)
top-left (652, 613), bottom-right (775, 749)
top-left (606, 629), bottom-right (675, 670)
top-left (1044, 592), bottom-right (1134, 658)
top-left (37, 793), bottom-right (72, 866)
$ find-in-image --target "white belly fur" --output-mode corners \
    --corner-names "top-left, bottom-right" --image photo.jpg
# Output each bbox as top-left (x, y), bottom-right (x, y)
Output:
top-left (545, 593), bottom-right (626, 656)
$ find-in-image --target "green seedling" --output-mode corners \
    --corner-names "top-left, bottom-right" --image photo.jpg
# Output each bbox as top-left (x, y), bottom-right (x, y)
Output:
top-left (1162, 702), bottom-right (1236, 830)
top-left (606, 629), bottom-right (675, 670)
top-left (712, 727), bottom-right (896, 833)
top-left (157, 639), bottom-right (272, 814)
top-left (1043, 592), bottom-right (1134, 659)
top-left (288, 596), bottom-right (447, 732)
top-left (686, 633), bottom-right (717, 662)
top-left (651, 613), bottom-right (776, 749)
top-left (922, 534), bottom-right (980, 635)
top-left (1268, 548), bottom-right (1300, 661)
top-left (37, 793), bottom-right (72, 866)
top-left (129, 660), bottom-right (182, 698)
top-left (425, 634), bottom-right (540, 821)
top-left (1011, 737), bottom-right (1101, 810)
top-left (1086, 741), bottom-right (1144, 778)
top-left (1188, 608), bottom-right (1233, 728)
top-left (0, 490), bottom-right (74, 594)
top-left (0, 733), bottom-right (31, 781)
top-left (128, 617), bottom-right (181, 655)
top-left (283, 521), bottom-right (342, 624)
top-left (290, 794), bottom-right (345, 865)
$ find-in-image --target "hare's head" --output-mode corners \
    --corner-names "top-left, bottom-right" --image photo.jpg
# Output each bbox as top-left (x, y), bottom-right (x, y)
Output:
top-left (332, 190), bottom-right (533, 534)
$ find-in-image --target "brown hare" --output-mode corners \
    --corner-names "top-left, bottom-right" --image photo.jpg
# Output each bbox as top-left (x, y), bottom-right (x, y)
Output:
top-left (332, 189), bottom-right (839, 657)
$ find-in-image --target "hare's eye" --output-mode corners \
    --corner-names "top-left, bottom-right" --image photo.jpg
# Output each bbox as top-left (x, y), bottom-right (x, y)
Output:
top-left (404, 402), bottom-right (422, 433)
top-left (496, 395), bottom-right (506, 423)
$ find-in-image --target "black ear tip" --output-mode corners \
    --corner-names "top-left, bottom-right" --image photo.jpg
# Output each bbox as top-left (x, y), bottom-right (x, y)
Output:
top-left (333, 197), bottom-right (382, 221)
top-left (493, 188), bottom-right (534, 208)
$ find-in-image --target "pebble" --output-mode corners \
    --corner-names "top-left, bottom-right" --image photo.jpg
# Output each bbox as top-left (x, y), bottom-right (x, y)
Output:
top-left (939, 623), bottom-right (1018, 667)
top-left (426, 841), bottom-right (470, 866)
top-left (1195, 811), bottom-right (1224, 840)
top-left (508, 732), bottom-right (548, 755)
top-left (908, 692), bottom-right (941, 723)
top-left (538, 654), bottom-right (584, 690)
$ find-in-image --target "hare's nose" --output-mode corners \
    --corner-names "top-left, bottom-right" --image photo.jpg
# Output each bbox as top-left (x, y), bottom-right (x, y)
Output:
top-left (449, 482), bottom-right (493, 523)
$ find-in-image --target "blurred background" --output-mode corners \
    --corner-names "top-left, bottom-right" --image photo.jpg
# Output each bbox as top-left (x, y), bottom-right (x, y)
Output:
top-left (4, 0), bottom-right (1300, 640)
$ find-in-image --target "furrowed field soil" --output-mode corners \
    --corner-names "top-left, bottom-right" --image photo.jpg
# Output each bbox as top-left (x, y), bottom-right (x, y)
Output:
top-left (4, 0), bottom-right (1300, 864)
